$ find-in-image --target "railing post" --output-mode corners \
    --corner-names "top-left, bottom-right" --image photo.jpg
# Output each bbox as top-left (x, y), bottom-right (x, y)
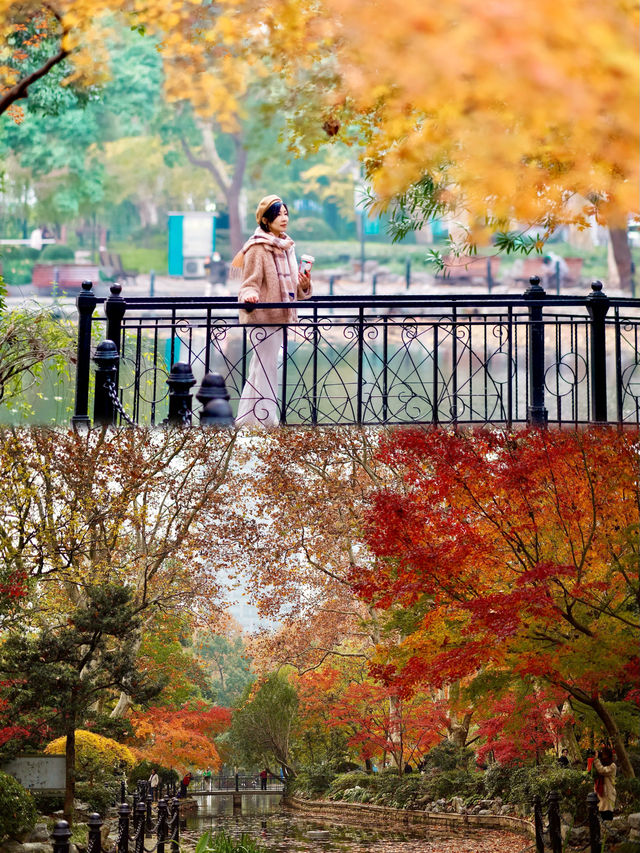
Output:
top-left (372, 273), bottom-right (378, 296)
top-left (235, 772), bottom-right (239, 792)
top-left (157, 799), bottom-right (168, 853)
top-left (105, 282), bottom-right (126, 390)
top-left (524, 276), bottom-right (548, 426)
top-left (548, 790), bottom-right (562, 853)
top-left (72, 280), bottom-right (98, 428)
top-left (51, 819), bottom-right (72, 853)
top-left (534, 795), bottom-right (545, 852)
top-left (121, 779), bottom-right (126, 803)
top-left (169, 797), bottom-right (180, 853)
top-left (93, 340), bottom-right (120, 426)
top-left (405, 258), bottom-right (411, 290)
top-left (87, 812), bottom-right (103, 853)
top-left (586, 281), bottom-right (610, 423)
top-left (145, 788), bottom-right (153, 834)
top-left (132, 793), bottom-right (139, 831)
top-left (135, 800), bottom-right (146, 853)
top-left (118, 801), bottom-right (130, 853)
top-left (487, 258), bottom-right (493, 293)
top-left (587, 792), bottom-right (601, 853)
top-left (196, 372), bottom-right (234, 426)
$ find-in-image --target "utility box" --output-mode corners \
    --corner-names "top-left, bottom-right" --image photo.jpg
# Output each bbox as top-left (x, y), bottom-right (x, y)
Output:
top-left (168, 212), bottom-right (216, 278)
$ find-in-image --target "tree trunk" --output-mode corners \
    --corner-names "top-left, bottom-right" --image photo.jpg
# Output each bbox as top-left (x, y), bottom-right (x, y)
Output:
top-left (609, 228), bottom-right (633, 291)
top-left (63, 724), bottom-right (76, 825)
top-left (591, 695), bottom-right (635, 778)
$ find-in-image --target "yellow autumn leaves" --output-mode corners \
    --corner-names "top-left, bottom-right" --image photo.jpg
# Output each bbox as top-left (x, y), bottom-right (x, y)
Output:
top-left (3, 0), bottom-right (638, 227)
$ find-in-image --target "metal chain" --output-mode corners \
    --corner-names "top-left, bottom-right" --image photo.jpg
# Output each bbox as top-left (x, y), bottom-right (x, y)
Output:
top-left (104, 379), bottom-right (136, 426)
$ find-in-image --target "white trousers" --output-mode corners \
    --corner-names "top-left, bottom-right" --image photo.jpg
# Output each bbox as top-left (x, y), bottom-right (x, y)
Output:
top-left (235, 327), bottom-right (284, 427)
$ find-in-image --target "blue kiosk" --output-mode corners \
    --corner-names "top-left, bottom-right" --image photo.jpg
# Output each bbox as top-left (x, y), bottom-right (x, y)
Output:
top-left (168, 211), bottom-right (216, 278)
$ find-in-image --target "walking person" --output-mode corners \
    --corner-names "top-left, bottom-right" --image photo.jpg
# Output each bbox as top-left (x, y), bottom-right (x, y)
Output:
top-left (148, 768), bottom-right (160, 801)
top-left (259, 768), bottom-right (268, 790)
top-left (231, 195), bottom-right (312, 427)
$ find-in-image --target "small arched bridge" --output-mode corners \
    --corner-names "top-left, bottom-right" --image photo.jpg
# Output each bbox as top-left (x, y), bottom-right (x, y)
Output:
top-left (191, 774), bottom-right (284, 798)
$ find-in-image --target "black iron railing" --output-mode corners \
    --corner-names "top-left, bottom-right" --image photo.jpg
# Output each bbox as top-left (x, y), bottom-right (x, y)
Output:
top-left (72, 278), bottom-right (640, 428)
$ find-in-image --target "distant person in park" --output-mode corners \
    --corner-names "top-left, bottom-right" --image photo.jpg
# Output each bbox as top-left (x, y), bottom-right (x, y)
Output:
top-left (542, 252), bottom-right (569, 286)
top-left (179, 771), bottom-right (192, 798)
top-left (592, 745), bottom-right (617, 821)
top-left (231, 195), bottom-right (312, 427)
top-left (203, 767), bottom-right (212, 791)
top-left (260, 768), bottom-right (268, 790)
top-left (557, 748), bottom-right (570, 767)
top-left (149, 768), bottom-right (160, 801)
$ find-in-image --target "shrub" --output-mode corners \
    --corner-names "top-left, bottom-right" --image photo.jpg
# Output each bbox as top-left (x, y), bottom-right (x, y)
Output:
top-left (39, 244), bottom-right (75, 262)
top-left (290, 766), bottom-right (336, 798)
top-left (0, 770), bottom-right (37, 840)
top-left (617, 777), bottom-right (640, 814)
top-left (502, 765), bottom-right (592, 822)
top-left (420, 741), bottom-right (475, 772)
top-left (327, 771), bottom-right (375, 800)
top-left (45, 730), bottom-right (136, 781)
top-left (75, 780), bottom-right (119, 814)
top-left (292, 217), bottom-right (336, 241)
top-left (422, 769), bottom-right (484, 803)
top-left (32, 792), bottom-right (64, 814)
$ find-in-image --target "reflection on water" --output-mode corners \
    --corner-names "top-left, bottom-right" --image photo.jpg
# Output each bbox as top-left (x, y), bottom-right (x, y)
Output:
top-left (184, 794), bottom-right (524, 853)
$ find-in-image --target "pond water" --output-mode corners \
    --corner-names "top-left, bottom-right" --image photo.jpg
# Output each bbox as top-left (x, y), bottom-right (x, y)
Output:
top-left (183, 794), bottom-right (528, 853)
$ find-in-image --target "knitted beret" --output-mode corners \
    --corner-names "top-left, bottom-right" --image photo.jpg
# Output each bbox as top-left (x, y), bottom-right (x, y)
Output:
top-left (255, 195), bottom-right (283, 223)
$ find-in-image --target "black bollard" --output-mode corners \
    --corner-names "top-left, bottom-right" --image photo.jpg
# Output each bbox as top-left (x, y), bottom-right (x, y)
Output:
top-left (157, 799), bottom-right (168, 853)
top-left (87, 812), bottom-right (103, 853)
top-left (93, 339), bottom-right (120, 426)
top-left (534, 795), bottom-right (545, 853)
top-left (197, 372), bottom-right (234, 426)
top-left (587, 792), bottom-right (601, 853)
top-left (548, 790), bottom-right (562, 853)
top-left (170, 797), bottom-right (180, 853)
top-left (117, 801), bottom-right (130, 853)
top-left (165, 362), bottom-right (196, 426)
top-left (135, 800), bottom-right (146, 853)
top-left (524, 276), bottom-right (548, 426)
top-left (132, 793), bottom-right (139, 831)
top-left (146, 788), bottom-right (154, 834)
top-left (51, 819), bottom-right (72, 853)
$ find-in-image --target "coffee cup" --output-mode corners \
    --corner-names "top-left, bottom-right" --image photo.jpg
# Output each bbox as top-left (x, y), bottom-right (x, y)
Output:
top-left (299, 254), bottom-right (314, 274)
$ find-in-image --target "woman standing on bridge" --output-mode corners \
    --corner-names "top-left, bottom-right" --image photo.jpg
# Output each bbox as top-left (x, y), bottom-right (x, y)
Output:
top-left (231, 195), bottom-right (312, 427)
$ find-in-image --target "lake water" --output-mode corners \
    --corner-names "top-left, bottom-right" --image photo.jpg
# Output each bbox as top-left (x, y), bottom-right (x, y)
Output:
top-left (183, 794), bottom-right (528, 853)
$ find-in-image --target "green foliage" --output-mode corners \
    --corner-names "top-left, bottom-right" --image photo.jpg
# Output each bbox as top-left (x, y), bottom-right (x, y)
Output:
top-left (195, 829), bottom-right (264, 853)
top-left (421, 769), bottom-right (484, 803)
top-left (75, 781), bottom-right (119, 814)
top-left (229, 674), bottom-right (298, 774)
top-left (290, 766), bottom-right (336, 798)
top-left (129, 760), bottom-right (178, 790)
top-left (31, 792), bottom-right (64, 814)
top-left (0, 297), bottom-right (75, 416)
top-left (197, 633), bottom-right (254, 708)
top-left (39, 244), bottom-right (75, 262)
top-left (87, 714), bottom-right (135, 742)
top-left (617, 777), bottom-right (640, 814)
top-left (0, 771), bottom-right (37, 841)
top-left (327, 771), bottom-right (375, 799)
top-left (484, 764), bottom-right (593, 821)
top-left (419, 741), bottom-right (475, 772)
top-left (292, 217), bottom-right (336, 241)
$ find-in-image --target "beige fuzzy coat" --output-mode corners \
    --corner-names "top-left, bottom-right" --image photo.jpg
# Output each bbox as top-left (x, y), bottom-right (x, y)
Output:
top-left (594, 759), bottom-right (617, 812)
top-left (238, 242), bottom-right (312, 325)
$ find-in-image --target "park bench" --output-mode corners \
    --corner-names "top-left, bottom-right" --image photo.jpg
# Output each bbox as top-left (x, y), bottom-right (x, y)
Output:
top-left (511, 256), bottom-right (583, 290)
top-left (99, 250), bottom-right (138, 285)
top-left (434, 256), bottom-right (501, 287)
top-left (32, 262), bottom-right (99, 292)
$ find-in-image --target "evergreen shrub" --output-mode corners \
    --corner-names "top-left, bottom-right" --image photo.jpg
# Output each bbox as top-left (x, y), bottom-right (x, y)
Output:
top-left (39, 245), bottom-right (75, 262)
top-left (0, 770), bottom-right (37, 840)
